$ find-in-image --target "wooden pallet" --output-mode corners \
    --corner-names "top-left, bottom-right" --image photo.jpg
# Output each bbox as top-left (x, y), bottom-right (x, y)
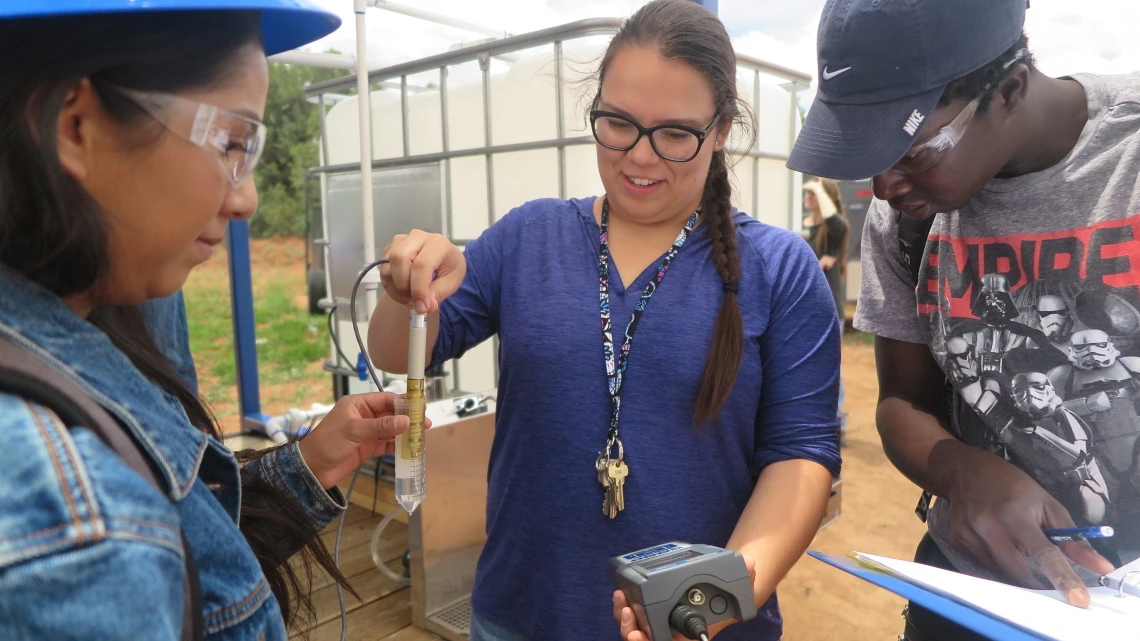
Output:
top-left (289, 505), bottom-right (443, 641)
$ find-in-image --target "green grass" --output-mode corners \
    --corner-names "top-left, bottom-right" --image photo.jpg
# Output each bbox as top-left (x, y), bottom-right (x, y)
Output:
top-left (185, 275), bottom-right (326, 405)
top-left (843, 329), bottom-right (876, 347)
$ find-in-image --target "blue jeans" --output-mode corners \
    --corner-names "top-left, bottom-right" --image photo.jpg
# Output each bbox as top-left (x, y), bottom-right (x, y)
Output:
top-left (469, 611), bottom-right (529, 641)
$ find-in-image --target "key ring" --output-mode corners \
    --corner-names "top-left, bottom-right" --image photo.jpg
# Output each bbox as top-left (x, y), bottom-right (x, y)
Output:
top-left (602, 436), bottom-right (624, 465)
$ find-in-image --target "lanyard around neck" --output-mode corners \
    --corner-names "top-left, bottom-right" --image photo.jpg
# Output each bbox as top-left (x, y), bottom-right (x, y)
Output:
top-left (597, 196), bottom-right (700, 452)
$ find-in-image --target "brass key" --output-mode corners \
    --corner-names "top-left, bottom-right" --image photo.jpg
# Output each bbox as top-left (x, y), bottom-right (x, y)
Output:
top-left (597, 454), bottom-right (613, 516)
top-left (607, 460), bottom-right (628, 515)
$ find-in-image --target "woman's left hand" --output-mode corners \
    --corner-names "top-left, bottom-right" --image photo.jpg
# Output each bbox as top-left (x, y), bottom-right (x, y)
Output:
top-left (819, 255), bottom-right (837, 271)
top-left (613, 554), bottom-right (756, 641)
top-left (297, 392), bottom-right (427, 490)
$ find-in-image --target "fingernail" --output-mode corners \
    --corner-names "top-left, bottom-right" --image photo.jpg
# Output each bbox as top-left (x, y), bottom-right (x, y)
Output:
top-left (622, 611), bottom-right (630, 625)
top-left (415, 301), bottom-right (427, 314)
top-left (613, 595), bottom-right (619, 605)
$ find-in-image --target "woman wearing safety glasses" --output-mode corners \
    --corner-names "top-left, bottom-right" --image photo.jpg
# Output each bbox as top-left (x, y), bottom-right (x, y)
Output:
top-left (367, 2), bottom-right (842, 640)
top-left (0, 2), bottom-right (421, 639)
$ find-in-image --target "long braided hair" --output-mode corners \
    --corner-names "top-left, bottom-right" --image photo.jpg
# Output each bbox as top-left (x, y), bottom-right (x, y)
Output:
top-left (595, 0), bottom-right (756, 426)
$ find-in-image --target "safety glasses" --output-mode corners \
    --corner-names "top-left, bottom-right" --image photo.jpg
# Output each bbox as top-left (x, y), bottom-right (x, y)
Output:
top-left (112, 86), bottom-right (267, 187)
top-left (892, 49), bottom-right (1029, 176)
top-left (892, 96), bottom-right (980, 175)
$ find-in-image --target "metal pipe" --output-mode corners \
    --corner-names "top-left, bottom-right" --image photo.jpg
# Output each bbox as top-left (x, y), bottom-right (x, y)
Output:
top-left (481, 55), bottom-right (495, 229)
top-left (318, 94), bottom-right (331, 172)
top-left (401, 75), bottom-right (410, 157)
top-left (479, 54), bottom-right (500, 384)
top-left (355, 0), bottom-right (378, 320)
top-left (317, 93), bottom-right (334, 325)
top-left (269, 50), bottom-right (357, 70)
top-left (554, 40), bottom-right (567, 200)
top-left (302, 20), bottom-right (811, 104)
top-left (448, 37), bottom-right (521, 64)
top-left (752, 70), bottom-right (760, 218)
top-left (227, 220), bottom-right (272, 430)
top-left (369, 0), bottom-right (509, 40)
top-left (787, 82), bottom-right (801, 232)
top-left (440, 66), bottom-right (453, 240)
top-left (307, 137), bottom-right (782, 177)
top-left (305, 18), bottom-right (625, 97)
top-left (736, 53), bottom-right (812, 84)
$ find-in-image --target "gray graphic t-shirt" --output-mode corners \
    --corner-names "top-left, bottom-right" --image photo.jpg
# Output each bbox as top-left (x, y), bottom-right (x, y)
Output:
top-left (855, 71), bottom-right (1140, 581)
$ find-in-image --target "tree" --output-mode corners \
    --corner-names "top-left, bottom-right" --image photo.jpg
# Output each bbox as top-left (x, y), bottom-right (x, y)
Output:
top-left (250, 59), bottom-right (348, 238)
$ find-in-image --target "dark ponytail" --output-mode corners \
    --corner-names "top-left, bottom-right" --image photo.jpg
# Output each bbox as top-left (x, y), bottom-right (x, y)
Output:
top-left (595, 0), bottom-right (754, 425)
top-left (0, 11), bottom-right (351, 632)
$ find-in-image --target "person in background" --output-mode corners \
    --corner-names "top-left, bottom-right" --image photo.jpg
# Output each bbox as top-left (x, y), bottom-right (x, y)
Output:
top-left (0, 3), bottom-right (418, 638)
top-left (803, 178), bottom-right (850, 446)
top-left (368, 1), bottom-right (842, 639)
top-left (803, 179), bottom-right (850, 324)
top-left (788, 0), bottom-right (1140, 639)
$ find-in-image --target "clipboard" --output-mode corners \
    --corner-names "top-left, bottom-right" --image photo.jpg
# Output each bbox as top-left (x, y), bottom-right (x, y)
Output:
top-left (807, 550), bottom-right (1048, 641)
top-left (809, 550), bottom-right (1140, 640)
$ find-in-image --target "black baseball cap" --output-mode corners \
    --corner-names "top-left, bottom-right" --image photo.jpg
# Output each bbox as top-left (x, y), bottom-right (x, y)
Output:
top-left (787, 0), bottom-right (1028, 181)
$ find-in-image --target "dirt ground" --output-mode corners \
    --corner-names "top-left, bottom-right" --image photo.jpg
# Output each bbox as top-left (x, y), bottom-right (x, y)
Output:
top-left (779, 341), bottom-right (930, 640)
top-left (194, 238), bottom-right (930, 640)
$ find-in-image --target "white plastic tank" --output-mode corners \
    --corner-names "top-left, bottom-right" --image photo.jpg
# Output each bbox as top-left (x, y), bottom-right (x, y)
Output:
top-left (322, 39), bottom-right (803, 395)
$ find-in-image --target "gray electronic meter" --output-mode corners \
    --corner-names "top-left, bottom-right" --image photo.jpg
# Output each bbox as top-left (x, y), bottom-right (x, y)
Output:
top-left (609, 542), bottom-right (757, 641)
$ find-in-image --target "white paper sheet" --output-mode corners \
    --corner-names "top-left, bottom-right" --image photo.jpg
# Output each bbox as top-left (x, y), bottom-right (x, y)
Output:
top-left (854, 552), bottom-right (1140, 641)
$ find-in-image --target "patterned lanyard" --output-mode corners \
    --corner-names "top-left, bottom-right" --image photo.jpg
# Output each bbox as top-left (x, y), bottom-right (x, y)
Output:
top-left (597, 196), bottom-right (700, 456)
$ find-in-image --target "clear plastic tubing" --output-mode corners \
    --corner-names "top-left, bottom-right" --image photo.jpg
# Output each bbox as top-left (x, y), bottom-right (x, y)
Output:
top-left (395, 310), bottom-right (428, 513)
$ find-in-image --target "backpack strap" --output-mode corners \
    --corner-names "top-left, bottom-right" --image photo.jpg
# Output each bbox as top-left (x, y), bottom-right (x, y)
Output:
top-left (0, 335), bottom-right (203, 641)
top-left (895, 211), bottom-right (945, 524)
top-left (896, 210), bottom-right (936, 285)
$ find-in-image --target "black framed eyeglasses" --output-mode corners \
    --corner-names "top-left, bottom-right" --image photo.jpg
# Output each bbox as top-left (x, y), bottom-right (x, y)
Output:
top-left (589, 110), bottom-right (720, 162)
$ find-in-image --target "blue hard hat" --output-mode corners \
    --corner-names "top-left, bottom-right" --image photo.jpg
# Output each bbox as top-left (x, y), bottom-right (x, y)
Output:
top-left (0, 0), bottom-right (341, 56)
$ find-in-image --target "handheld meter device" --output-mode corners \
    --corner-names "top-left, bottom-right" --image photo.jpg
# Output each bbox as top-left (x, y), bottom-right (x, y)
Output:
top-left (609, 542), bottom-right (756, 641)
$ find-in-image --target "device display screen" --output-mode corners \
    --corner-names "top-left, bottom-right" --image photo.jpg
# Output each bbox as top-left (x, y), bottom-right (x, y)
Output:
top-left (639, 549), bottom-right (703, 570)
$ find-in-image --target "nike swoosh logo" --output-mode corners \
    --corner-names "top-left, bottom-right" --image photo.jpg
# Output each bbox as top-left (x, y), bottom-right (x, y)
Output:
top-left (822, 66), bottom-right (852, 80)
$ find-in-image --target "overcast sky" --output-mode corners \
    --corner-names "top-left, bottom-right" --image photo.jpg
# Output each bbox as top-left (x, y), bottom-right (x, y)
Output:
top-left (299, 0), bottom-right (1138, 104)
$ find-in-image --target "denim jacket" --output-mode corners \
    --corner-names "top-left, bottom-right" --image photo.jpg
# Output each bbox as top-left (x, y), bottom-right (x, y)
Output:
top-left (0, 265), bottom-right (346, 640)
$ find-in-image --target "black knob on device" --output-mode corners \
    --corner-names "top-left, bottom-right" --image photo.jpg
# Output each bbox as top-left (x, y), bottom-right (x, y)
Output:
top-left (669, 604), bottom-right (709, 641)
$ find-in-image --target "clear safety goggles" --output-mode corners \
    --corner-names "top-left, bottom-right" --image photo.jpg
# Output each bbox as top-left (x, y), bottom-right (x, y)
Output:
top-left (891, 49), bottom-right (1029, 175)
top-left (113, 86), bottom-right (267, 187)
top-left (892, 95), bottom-right (980, 175)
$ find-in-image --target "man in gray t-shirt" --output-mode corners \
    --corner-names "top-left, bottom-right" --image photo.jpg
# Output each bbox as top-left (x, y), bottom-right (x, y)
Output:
top-left (789, 1), bottom-right (1138, 640)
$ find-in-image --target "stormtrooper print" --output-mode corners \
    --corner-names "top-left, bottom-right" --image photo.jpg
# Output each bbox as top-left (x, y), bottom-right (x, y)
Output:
top-left (1047, 330), bottom-right (1140, 485)
top-left (913, 214), bottom-right (1140, 556)
top-left (997, 372), bottom-right (1110, 524)
top-left (946, 336), bottom-right (1002, 417)
top-left (1035, 295), bottom-right (1077, 352)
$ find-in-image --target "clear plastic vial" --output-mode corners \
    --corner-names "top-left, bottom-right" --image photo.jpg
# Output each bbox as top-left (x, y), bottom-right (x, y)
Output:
top-left (394, 392), bottom-right (426, 513)
top-left (395, 311), bottom-right (429, 514)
